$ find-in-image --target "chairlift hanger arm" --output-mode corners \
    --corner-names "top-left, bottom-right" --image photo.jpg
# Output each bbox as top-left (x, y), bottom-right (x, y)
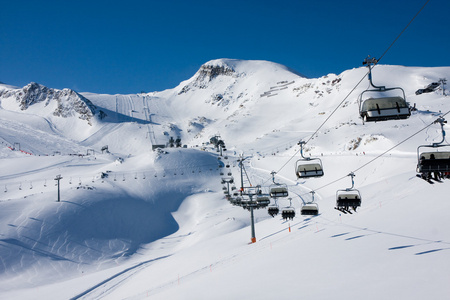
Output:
top-left (364, 56), bottom-right (386, 90)
top-left (298, 140), bottom-right (308, 159)
top-left (432, 117), bottom-right (447, 146)
top-left (347, 172), bottom-right (356, 190)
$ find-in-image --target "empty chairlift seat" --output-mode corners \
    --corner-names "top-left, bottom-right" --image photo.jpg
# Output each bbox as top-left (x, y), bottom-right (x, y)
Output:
top-left (270, 185), bottom-right (289, 198)
top-left (256, 195), bottom-right (270, 206)
top-left (360, 97), bottom-right (410, 122)
top-left (296, 161), bottom-right (324, 178)
top-left (301, 202), bottom-right (319, 216)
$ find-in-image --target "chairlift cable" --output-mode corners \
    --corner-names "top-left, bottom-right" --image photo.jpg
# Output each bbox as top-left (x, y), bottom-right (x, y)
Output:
top-left (377, 0), bottom-right (431, 64)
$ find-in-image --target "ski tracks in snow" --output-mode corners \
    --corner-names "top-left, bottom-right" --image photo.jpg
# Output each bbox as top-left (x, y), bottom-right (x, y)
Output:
top-left (71, 255), bottom-right (171, 300)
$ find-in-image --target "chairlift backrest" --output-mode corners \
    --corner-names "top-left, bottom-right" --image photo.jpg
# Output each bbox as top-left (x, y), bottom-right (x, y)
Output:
top-left (336, 189), bottom-right (361, 200)
top-left (296, 161), bottom-right (324, 178)
top-left (301, 202), bottom-right (319, 215)
top-left (361, 96), bottom-right (408, 111)
top-left (270, 186), bottom-right (288, 198)
top-left (297, 162), bottom-right (322, 172)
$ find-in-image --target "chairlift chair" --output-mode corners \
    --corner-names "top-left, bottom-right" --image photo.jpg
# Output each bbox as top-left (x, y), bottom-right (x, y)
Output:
top-left (417, 151), bottom-right (450, 173)
top-left (295, 141), bottom-right (324, 179)
top-left (301, 191), bottom-right (319, 216)
top-left (335, 173), bottom-right (362, 213)
top-left (336, 190), bottom-right (361, 212)
top-left (417, 117), bottom-right (450, 178)
top-left (241, 198), bottom-right (258, 210)
top-left (301, 203), bottom-right (319, 215)
top-left (268, 205), bottom-right (279, 217)
top-left (269, 171), bottom-right (289, 198)
top-left (256, 195), bottom-right (270, 207)
top-left (281, 207), bottom-right (295, 220)
top-left (269, 184), bottom-right (289, 198)
top-left (358, 56), bottom-right (411, 124)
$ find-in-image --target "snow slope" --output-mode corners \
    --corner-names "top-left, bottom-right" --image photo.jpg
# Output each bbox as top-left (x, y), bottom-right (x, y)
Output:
top-left (0, 59), bottom-right (449, 299)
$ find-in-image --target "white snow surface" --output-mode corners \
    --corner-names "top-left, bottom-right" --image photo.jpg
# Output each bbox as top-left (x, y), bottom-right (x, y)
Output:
top-left (0, 59), bottom-right (450, 299)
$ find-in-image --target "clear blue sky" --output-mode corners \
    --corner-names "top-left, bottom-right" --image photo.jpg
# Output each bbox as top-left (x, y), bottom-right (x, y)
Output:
top-left (1, 0), bottom-right (448, 94)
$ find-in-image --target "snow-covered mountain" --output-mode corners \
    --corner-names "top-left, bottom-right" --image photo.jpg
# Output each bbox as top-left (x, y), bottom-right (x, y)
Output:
top-left (0, 59), bottom-right (449, 299)
top-left (0, 82), bottom-right (99, 123)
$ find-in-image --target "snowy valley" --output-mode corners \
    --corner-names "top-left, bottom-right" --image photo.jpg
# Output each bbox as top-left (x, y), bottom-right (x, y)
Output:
top-left (0, 59), bottom-right (449, 299)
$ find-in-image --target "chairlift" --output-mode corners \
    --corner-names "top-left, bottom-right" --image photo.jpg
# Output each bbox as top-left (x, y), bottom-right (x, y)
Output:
top-left (270, 184), bottom-right (288, 198)
top-left (295, 141), bottom-right (324, 179)
top-left (335, 173), bottom-right (361, 213)
top-left (281, 199), bottom-right (295, 220)
top-left (417, 117), bottom-right (450, 180)
top-left (281, 207), bottom-right (295, 220)
top-left (241, 199), bottom-right (258, 210)
top-left (268, 205), bottom-right (279, 217)
top-left (301, 191), bottom-right (319, 216)
top-left (269, 171), bottom-right (289, 198)
top-left (256, 195), bottom-right (270, 207)
top-left (358, 56), bottom-right (411, 124)
top-left (301, 203), bottom-right (319, 215)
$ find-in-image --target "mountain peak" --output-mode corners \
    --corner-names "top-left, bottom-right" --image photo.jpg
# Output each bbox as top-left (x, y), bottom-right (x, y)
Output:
top-left (0, 82), bottom-right (98, 124)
